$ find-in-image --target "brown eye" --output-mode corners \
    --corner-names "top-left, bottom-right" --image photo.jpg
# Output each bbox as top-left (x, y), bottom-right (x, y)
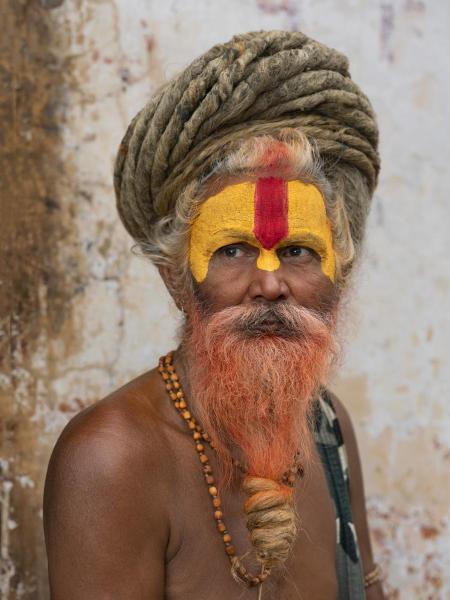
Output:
top-left (218, 245), bottom-right (244, 258)
top-left (282, 246), bottom-right (312, 258)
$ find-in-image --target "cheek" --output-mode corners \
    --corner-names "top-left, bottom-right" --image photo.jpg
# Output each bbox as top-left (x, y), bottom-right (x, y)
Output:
top-left (194, 273), bottom-right (247, 312)
top-left (194, 266), bottom-right (251, 311)
top-left (288, 270), bottom-right (337, 311)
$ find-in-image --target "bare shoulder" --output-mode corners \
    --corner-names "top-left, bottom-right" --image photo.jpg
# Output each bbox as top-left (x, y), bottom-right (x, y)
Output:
top-left (43, 367), bottom-right (176, 599)
top-left (45, 367), bottom-right (175, 494)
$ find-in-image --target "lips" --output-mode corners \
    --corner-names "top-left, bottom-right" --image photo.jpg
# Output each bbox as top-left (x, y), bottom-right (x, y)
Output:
top-left (246, 317), bottom-right (293, 337)
top-left (259, 318), bottom-right (281, 327)
top-left (231, 304), bottom-right (303, 338)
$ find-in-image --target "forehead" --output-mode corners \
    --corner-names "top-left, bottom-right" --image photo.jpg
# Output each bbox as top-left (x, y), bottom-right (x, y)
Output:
top-left (196, 178), bottom-right (329, 237)
top-left (197, 181), bottom-right (254, 231)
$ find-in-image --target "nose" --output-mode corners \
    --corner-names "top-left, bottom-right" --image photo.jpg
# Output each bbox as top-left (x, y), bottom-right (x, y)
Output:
top-left (247, 267), bottom-right (289, 302)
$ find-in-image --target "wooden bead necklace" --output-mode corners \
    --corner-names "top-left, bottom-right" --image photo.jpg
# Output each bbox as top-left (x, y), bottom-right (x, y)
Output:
top-left (158, 352), bottom-right (303, 591)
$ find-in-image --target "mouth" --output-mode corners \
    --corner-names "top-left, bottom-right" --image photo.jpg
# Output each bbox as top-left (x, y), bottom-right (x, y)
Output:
top-left (245, 317), bottom-right (296, 337)
top-left (259, 318), bottom-right (282, 328)
top-left (231, 304), bottom-right (301, 338)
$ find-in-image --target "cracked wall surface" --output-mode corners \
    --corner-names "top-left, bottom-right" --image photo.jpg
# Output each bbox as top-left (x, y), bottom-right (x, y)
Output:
top-left (1, 1), bottom-right (449, 598)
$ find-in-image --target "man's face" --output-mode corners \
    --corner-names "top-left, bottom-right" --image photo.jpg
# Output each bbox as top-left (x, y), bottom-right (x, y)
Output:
top-left (181, 177), bottom-right (339, 480)
top-left (189, 177), bottom-right (337, 315)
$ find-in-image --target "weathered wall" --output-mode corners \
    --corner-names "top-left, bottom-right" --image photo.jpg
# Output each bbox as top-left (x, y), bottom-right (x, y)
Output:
top-left (1, 1), bottom-right (448, 598)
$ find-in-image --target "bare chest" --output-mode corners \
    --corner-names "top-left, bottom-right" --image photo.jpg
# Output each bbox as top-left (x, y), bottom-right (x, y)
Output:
top-left (164, 445), bottom-right (338, 600)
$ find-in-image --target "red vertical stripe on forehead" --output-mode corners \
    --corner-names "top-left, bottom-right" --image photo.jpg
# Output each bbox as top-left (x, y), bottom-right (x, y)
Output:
top-left (253, 177), bottom-right (289, 250)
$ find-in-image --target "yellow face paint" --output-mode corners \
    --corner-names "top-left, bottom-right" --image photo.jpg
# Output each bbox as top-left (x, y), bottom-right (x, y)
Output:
top-left (189, 178), bottom-right (335, 282)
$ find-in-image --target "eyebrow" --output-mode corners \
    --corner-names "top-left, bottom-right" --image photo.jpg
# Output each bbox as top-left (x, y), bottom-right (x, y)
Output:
top-left (278, 233), bottom-right (328, 253)
top-left (215, 229), bottom-right (328, 253)
top-left (217, 229), bottom-right (255, 242)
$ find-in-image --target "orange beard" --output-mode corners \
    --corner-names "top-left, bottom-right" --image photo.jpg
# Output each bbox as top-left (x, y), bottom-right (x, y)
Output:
top-left (181, 301), bottom-right (338, 484)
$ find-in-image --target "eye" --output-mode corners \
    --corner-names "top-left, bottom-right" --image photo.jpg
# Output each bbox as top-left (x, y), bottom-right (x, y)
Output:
top-left (218, 244), bottom-right (245, 258)
top-left (281, 245), bottom-right (313, 258)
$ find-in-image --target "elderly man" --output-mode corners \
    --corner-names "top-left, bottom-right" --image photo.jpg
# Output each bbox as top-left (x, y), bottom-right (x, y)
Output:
top-left (44, 30), bottom-right (384, 599)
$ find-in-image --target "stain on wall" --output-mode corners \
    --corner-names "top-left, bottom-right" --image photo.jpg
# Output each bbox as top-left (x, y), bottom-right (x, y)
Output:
top-left (1, 1), bottom-right (449, 598)
top-left (0, 1), bottom-right (93, 596)
top-left (380, 2), bottom-right (396, 63)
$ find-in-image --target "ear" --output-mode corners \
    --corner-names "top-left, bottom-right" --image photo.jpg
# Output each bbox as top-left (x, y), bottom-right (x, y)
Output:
top-left (158, 264), bottom-right (184, 312)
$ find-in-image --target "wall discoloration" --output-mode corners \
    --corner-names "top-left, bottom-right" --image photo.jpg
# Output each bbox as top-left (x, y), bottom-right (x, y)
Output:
top-left (0, 1), bottom-right (88, 596)
top-left (1, 1), bottom-right (449, 598)
top-left (380, 3), bottom-right (396, 63)
top-left (256, 0), bottom-right (300, 30)
top-left (256, 0), bottom-right (297, 17)
top-left (368, 499), bottom-right (450, 598)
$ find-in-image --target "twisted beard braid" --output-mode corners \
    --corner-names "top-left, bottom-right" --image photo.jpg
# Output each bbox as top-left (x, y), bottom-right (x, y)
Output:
top-left (181, 300), bottom-right (339, 573)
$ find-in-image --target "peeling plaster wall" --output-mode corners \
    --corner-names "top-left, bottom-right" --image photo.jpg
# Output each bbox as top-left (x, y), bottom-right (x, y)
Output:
top-left (1, 1), bottom-right (449, 598)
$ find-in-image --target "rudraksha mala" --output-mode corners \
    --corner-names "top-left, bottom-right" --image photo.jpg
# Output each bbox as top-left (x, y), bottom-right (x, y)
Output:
top-left (158, 352), bottom-right (303, 589)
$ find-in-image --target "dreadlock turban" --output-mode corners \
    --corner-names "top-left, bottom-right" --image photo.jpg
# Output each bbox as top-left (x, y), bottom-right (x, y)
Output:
top-left (114, 29), bottom-right (380, 250)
